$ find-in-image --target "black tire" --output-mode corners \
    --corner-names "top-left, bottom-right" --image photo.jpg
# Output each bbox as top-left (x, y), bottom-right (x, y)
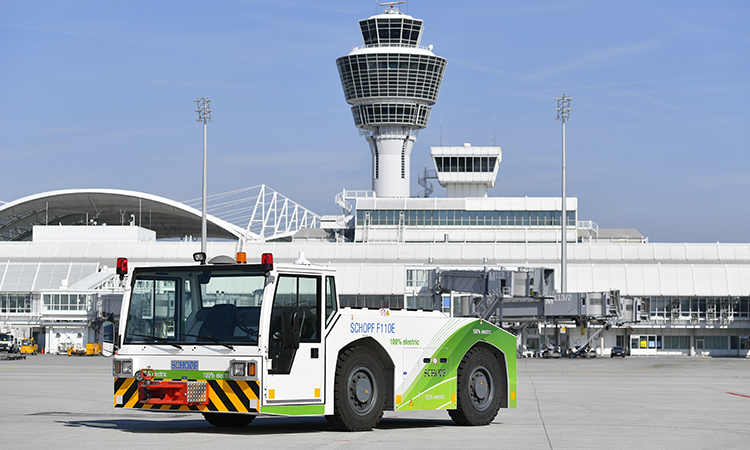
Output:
top-left (325, 346), bottom-right (386, 431)
top-left (202, 412), bottom-right (255, 427)
top-left (449, 347), bottom-right (503, 426)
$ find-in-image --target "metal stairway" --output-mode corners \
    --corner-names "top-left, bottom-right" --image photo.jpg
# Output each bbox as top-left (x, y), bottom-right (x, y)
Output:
top-left (417, 168), bottom-right (438, 197)
top-left (570, 320), bottom-right (613, 357)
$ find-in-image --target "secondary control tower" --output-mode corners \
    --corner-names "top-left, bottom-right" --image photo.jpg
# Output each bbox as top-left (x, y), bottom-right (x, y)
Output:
top-left (337, 4), bottom-right (447, 198)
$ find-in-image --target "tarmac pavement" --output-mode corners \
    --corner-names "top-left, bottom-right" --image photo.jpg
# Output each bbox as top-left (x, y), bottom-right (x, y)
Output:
top-left (1, 354), bottom-right (749, 449)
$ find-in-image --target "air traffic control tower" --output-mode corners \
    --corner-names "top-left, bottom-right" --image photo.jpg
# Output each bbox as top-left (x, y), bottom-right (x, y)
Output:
top-left (337, 5), bottom-right (446, 198)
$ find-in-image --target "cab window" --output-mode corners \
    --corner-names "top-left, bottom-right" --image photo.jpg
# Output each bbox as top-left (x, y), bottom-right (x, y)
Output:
top-left (325, 276), bottom-right (338, 326)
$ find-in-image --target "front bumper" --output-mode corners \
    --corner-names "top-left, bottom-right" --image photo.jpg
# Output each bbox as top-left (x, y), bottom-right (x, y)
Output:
top-left (114, 377), bottom-right (260, 413)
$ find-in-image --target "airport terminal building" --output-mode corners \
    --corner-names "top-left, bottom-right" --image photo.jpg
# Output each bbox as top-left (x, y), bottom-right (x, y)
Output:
top-left (1, 6), bottom-right (748, 357)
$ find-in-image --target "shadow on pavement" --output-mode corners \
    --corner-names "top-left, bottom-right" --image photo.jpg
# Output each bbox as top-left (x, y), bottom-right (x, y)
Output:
top-left (58, 415), bottom-right (456, 434)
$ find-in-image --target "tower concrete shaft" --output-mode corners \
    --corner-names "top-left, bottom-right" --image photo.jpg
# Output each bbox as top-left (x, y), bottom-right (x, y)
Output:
top-left (337, 6), bottom-right (446, 198)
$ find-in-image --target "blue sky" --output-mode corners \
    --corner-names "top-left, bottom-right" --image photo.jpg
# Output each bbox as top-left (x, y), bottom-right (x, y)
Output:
top-left (1, 0), bottom-right (748, 243)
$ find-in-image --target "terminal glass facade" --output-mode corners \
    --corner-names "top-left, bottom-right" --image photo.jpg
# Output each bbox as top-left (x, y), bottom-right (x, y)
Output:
top-left (647, 296), bottom-right (749, 319)
top-left (42, 293), bottom-right (93, 311)
top-left (339, 295), bottom-right (405, 309)
top-left (0, 293), bottom-right (32, 313)
top-left (357, 209), bottom-right (576, 227)
top-left (406, 269), bottom-right (430, 288)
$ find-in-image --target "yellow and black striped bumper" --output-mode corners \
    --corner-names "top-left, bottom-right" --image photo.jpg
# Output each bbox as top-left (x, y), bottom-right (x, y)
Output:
top-left (114, 378), bottom-right (259, 413)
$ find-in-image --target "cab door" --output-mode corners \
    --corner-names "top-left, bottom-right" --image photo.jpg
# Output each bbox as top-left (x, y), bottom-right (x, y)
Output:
top-left (264, 274), bottom-right (324, 404)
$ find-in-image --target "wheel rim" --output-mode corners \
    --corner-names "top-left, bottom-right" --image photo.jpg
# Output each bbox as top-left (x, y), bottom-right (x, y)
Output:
top-left (469, 365), bottom-right (493, 411)
top-left (347, 366), bottom-right (377, 416)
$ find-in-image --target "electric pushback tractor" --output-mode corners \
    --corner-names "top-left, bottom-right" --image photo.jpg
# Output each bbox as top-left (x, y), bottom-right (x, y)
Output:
top-left (107, 252), bottom-right (517, 430)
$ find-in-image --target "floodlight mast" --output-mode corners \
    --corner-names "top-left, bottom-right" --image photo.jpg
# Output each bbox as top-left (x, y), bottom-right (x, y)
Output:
top-left (194, 97), bottom-right (212, 254)
top-left (556, 94), bottom-right (572, 294)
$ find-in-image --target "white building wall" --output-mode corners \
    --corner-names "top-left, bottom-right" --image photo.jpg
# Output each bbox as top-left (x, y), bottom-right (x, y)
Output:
top-left (3, 238), bottom-right (750, 358)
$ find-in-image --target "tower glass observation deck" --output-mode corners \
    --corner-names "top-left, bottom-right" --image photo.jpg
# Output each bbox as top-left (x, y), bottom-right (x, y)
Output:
top-left (337, 6), bottom-right (447, 198)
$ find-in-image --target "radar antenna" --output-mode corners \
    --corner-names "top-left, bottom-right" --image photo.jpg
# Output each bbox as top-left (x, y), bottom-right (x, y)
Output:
top-left (379, 1), bottom-right (405, 13)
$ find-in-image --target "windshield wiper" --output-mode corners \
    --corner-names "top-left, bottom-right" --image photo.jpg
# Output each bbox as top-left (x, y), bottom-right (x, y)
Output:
top-left (179, 333), bottom-right (234, 350)
top-left (131, 333), bottom-right (183, 350)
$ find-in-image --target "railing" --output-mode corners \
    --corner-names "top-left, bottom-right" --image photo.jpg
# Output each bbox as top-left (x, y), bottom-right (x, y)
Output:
top-left (351, 43), bottom-right (433, 51)
top-left (335, 189), bottom-right (376, 215)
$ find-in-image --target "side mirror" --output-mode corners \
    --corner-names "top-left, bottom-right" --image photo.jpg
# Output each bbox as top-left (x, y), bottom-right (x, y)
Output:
top-left (281, 311), bottom-right (300, 350)
top-left (102, 321), bottom-right (116, 357)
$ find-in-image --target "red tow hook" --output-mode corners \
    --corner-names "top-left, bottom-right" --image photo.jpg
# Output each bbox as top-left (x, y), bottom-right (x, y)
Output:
top-left (136, 368), bottom-right (209, 406)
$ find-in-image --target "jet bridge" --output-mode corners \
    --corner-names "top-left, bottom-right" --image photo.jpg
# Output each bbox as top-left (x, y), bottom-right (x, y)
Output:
top-left (433, 267), bottom-right (630, 325)
top-left (433, 268), bottom-right (555, 323)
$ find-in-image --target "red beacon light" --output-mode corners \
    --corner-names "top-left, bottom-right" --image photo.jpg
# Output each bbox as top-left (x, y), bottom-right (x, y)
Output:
top-left (261, 253), bottom-right (273, 273)
top-left (116, 258), bottom-right (128, 279)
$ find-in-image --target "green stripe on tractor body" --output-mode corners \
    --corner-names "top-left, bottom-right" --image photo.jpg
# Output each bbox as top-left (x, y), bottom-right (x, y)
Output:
top-left (397, 320), bottom-right (517, 411)
top-left (259, 404), bottom-right (325, 416)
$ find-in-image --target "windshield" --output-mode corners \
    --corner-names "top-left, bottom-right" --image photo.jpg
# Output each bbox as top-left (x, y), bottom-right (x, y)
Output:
top-left (22, 339), bottom-right (31, 345)
top-left (0, 334), bottom-right (11, 342)
top-left (124, 267), bottom-right (265, 346)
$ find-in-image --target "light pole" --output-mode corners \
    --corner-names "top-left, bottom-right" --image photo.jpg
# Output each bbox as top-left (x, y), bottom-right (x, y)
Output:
top-left (556, 94), bottom-right (572, 294)
top-left (194, 97), bottom-right (212, 254)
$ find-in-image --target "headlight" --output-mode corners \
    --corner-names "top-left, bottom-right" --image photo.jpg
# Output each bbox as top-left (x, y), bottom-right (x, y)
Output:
top-left (229, 360), bottom-right (257, 380)
top-left (231, 361), bottom-right (246, 377)
top-left (113, 359), bottom-right (134, 376)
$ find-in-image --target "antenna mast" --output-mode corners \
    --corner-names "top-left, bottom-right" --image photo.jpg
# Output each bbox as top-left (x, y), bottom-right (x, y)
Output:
top-left (492, 114), bottom-right (497, 146)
